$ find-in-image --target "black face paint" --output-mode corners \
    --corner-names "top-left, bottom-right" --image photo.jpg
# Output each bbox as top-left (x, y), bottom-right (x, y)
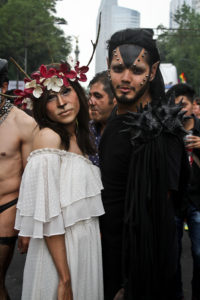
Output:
top-left (119, 44), bottom-right (143, 68)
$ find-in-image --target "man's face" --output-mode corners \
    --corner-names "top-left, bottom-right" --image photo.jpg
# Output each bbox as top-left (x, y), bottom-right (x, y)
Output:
top-left (193, 101), bottom-right (200, 118)
top-left (109, 45), bottom-right (153, 105)
top-left (175, 95), bottom-right (193, 116)
top-left (88, 81), bottom-right (115, 123)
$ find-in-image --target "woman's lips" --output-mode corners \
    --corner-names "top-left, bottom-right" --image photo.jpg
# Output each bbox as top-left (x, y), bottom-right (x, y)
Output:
top-left (59, 109), bottom-right (73, 116)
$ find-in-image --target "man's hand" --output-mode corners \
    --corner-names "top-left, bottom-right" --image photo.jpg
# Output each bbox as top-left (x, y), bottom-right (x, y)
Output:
top-left (18, 236), bottom-right (30, 254)
top-left (113, 288), bottom-right (124, 300)
top-left (186, 135), bottom-right (200, 149)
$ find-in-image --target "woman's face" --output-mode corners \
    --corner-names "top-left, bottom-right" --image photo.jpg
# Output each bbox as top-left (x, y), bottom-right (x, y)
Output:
top-left (46, 85), bottom-right (80, 128)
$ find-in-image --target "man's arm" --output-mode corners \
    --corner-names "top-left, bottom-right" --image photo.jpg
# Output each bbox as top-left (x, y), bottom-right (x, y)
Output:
top-left (17, 109), bottom-right (38, 168)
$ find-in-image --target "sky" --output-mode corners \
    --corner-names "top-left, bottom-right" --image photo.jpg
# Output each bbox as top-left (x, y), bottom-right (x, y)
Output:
top-left (56, 0), bottom-right (171, 84)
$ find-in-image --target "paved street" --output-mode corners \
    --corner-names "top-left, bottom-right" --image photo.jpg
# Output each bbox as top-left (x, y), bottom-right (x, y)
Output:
top-left (6, 231), bottom-right (193, 300)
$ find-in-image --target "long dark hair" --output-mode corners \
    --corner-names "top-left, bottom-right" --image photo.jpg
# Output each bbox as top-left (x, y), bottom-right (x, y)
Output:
top-left (33, 72), bottom-right (94, 155)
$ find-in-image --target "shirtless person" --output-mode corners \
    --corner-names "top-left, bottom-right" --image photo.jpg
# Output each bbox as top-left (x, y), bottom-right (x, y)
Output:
top-left (0, 59), bottom-right (37, 300)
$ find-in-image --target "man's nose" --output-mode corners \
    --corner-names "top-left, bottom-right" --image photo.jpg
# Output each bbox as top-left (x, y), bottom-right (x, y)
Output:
top-left (88, 96), bottom-right (96, 106)
top-left (57, 94), bottom-right (67, 107)
top-left (121, 69), bottom-right (132, 83)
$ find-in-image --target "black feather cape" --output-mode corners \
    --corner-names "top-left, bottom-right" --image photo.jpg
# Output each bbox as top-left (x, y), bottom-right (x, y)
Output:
top-left (122, 99), bottom-right (190, 300)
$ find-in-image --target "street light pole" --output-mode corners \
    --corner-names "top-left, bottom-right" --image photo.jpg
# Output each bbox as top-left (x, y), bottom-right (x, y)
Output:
top-left (74, 36), bottom-right (80, 62)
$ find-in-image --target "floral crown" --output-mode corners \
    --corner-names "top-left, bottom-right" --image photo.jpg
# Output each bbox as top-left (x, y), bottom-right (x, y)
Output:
top-left (14, 60), bottom-right (88, 109)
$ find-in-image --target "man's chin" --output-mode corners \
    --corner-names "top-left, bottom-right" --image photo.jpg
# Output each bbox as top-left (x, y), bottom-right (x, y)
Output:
top-left (116, 95), bottom-right (138, 105)
top-left (91, 115), bottom-right (101, 123)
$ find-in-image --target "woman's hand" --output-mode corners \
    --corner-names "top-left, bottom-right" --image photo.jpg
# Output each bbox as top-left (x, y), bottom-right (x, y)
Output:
top-left (113, 288), bottom-right (124, 300)
top-left (18, 236), bottom-right (30, 254)
top-left (57, 279), bottom-right (73, 300)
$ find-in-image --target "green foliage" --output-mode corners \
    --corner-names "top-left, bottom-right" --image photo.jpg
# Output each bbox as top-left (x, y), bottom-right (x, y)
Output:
top-left (0, 0), bottom-right (72, 80)
top-left (157, 4), bottom-right (200, 94)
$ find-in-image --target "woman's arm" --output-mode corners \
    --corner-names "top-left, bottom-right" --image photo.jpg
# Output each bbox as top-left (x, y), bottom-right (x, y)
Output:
top-left (45, 234), bottom-right (73, 300)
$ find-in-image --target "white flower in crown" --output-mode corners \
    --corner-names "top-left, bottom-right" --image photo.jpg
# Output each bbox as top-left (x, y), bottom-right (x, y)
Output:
top-left (25, 79), bottom-right (43, 98)
top-left (33, 85), bottom-right (43, 98)
top-left (25, 79), bottom-right (37, 89)
top-left (43, 76), bottom-right (63, 92)
top-left (22, 98), bottom-right (33, 110)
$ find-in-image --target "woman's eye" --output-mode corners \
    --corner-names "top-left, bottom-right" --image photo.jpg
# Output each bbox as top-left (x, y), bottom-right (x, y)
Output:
top-left (47, 95), bottom-right (57, 102)
top-left (62, 88), bottom-right (71, 95)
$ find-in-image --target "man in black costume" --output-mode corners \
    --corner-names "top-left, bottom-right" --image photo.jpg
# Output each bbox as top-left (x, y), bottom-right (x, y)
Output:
top-left (99, 28), bottom-right (190, 300)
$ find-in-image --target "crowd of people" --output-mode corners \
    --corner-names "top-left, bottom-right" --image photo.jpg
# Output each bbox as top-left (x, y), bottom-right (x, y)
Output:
top-left (0, 28), bottom-right (200, 300)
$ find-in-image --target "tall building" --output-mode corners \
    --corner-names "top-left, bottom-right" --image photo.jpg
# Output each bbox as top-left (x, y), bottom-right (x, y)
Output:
top-left (170, 0), bottom-right (200, 27)
top-left (95, 0), bottom-right (140, 73)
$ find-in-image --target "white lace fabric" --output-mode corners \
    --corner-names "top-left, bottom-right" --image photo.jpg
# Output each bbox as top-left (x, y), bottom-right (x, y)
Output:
top-left (15, 148), bottom-right (104, 300)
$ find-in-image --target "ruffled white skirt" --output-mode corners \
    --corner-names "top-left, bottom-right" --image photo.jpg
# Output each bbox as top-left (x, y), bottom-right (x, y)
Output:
top-left (21, 218), bottom-right (103, 300)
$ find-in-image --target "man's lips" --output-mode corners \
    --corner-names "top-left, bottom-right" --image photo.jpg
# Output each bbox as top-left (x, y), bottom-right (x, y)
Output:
top-left (90, 107), bottom-right (99, 113)
top-left (118, 86), bottom-right (135, 93)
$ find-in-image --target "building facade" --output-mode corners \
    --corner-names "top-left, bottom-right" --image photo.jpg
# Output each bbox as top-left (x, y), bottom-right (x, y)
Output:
top-left (95, 0), bottom-right (140, 73)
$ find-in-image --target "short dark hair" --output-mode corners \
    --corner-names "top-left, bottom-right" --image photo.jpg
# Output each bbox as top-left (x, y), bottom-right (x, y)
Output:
top-left (0, 59), bottom-right (9, 87)
top-left (107, 28), bottom-right (160, 66)
top-left (106, 28), bottom-right (166, 106)
top-left (166, 83), bottom-right (195, 103)
top-left (89, 71), bottom-right (114, 104)
top-left (194, 97), bottom-right (200, 105)
top-left (33, 63), bottom-right (94, 155)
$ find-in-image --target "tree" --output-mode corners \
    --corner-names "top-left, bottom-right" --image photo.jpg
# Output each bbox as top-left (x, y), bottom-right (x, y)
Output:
top-left (157, 4), bottom-right (200, 94)
top-left (0, 0), bottom-right (72, 79)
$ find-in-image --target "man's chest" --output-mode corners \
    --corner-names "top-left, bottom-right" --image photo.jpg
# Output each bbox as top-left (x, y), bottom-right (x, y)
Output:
top-left (0, 121), bottom-right (21, 160)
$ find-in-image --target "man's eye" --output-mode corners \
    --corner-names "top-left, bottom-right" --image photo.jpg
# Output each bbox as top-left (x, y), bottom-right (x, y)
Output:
top-left (131, 67), bottom-right (144, 75)
top-left (112, 65), bottom-right (124, 73)
top-left (94, 93), bottom-right (102, 99)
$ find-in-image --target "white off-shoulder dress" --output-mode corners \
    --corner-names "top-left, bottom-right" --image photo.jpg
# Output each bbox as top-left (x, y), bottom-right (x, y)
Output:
top-left (15, 148), bottom-right (105, 300)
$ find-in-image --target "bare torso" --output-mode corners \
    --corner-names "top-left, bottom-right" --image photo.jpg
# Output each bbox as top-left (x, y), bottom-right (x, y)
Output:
top-left (0, 105), bottom-right (37, 236)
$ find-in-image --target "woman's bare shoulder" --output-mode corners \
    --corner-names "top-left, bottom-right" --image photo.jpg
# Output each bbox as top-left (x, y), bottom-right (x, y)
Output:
top-left (33, 128), bottom-right (62, 150)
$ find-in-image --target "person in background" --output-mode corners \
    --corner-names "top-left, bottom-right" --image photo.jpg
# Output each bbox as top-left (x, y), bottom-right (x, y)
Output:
top-left (88, 70), bottom-right (116, 166)
top-left (14, 62), bottom-right (104, 300)
top-left (0, 58), bottom-right (36, 300)
top-left (166, 83), bottom-right (200, 300)
top-left (193, 97), bottom-right (200, 119)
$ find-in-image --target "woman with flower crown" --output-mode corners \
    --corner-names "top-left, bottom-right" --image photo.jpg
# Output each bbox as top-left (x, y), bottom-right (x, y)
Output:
top-left (14, 62), bottom-right (104, 300)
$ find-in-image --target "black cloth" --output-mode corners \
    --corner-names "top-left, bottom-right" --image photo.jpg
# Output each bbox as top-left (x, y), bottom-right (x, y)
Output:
top-left (99, 104), bottom-right (190, 300)
top-left (99, 114), bottom-right (132, 299)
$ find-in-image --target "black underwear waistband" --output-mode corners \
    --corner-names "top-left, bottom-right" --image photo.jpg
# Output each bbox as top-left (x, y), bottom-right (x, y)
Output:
top-left (0, 198), bottom-right (18, 214)
top-left (0, 236), bottom-right (18, 245)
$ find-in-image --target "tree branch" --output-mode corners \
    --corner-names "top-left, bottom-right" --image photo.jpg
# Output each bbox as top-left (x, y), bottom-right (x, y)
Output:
top-left (87, 12), bottom-right (102, 67)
